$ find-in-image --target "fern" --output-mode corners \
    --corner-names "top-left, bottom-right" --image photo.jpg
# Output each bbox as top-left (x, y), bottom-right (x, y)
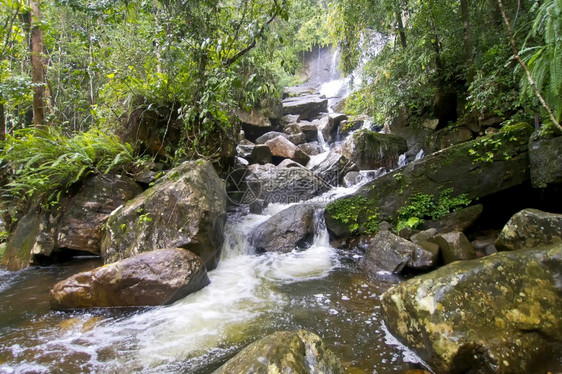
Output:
top-left (1, 127), bottom-right (134, 208)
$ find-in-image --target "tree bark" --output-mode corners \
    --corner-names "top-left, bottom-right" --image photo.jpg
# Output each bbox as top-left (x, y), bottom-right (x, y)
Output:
top-left (0, 96), bottom-right (5, 141)
top-left (29, 0), bottom-right (48, 127)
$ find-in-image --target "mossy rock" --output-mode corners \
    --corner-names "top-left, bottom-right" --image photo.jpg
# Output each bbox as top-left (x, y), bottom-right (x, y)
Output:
top-left (325, 123), bottom-right (534, 238)
top-left (381, 244), bottom-right (562, 373)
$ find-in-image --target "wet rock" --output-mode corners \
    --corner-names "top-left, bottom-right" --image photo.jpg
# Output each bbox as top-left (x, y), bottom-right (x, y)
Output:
top-left (381, 245), bottom-right (562, 374)
top-left (359, 231), bottom-right (438, 274)
top-left (282, 95), bottom-right (328, 121)
top-left (298, 122), bottom-right (319, 142)
top-left (280, 114), bottom-right (300, 126)
top-left (325, 122), bottom-right (534, 236)
top-left (1, 175), bottom-right (142, 271)
top-left (213, 330), bottom-right (345, 374)
top-left (235, 109), bottom-right (275, 141)
top-left (322, 113), bottom-right (348, 143)
top-left (529, 129), bottom-right (562, 188)
top-left (251, 205), bottom-right (316, 253)
top-left (419, 204), bottom-right (483, 233)
top-left (338, 117), bottom-right (366, 138)
top-left (265, 136), bottom-right (310, 165)
top-left (341, 130), bottom-right (408, 170)
top-left (247, 164), bottom-right (330, 204)
top-left (311, 153), bottom-right (355, 187)
top-left (495, 209), bottom-right (562, 251)
top-left (50, 248), bottom-right (209, 309)
top-left (434, 232), bottom-right (476, 264)
top-left (101, 160), bottom-right (226, 270)
top-left (298, 142), bottom-right (324, 156)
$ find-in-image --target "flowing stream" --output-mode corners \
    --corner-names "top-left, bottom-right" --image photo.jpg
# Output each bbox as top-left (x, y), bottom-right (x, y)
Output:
top-left (0, 186), bottom-right (427, 373)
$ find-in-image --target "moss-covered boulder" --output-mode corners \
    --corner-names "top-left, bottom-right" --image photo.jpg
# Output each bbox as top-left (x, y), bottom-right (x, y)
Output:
top-left (1, 175), bottom-right (142, 271)
top-left (213, 330), bottom-right (345, 374)
top-left (101, 160), bottom-right (226, 270)
top-left (325, 122), bottom-right (534, 238)
top-left (381, 245), bottom-right (562, 373)
top-left (50, 248), bottom-right (209, 309)
top-left (495, 209), bottom-right (562, 251)
top-left (341, 129), bottom-right (408, 170)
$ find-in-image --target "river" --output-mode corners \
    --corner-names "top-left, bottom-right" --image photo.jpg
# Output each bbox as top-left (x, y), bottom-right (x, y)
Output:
top-left (0, 200), bottom-right (428, 373)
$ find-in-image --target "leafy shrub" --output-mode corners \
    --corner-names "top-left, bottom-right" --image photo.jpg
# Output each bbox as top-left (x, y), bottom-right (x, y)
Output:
top-left (395, 188), bottom-right (471, 231)
top-left (325, 195), bottom-right (380, 235)
top-left (1, 127), bottom-right (133, 208)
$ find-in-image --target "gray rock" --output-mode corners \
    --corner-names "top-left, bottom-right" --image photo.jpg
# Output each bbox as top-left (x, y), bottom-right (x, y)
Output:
top-left (298, 142), bottom-right (325, 156)
top-left (237, 144), bottom-right (272, 165)
top-left (213, 330), bottom-right (345, 374)
top-left (381, 245), bottom-right (562, 373)
top-left (341, 129), bottom-right (408, 170)
top-left (496, 209), bottom-right (562, 251)
top-left (424, 125), bottom-right (473, 153)
top-left (265, 136), bottom-right (310, 165)
top-left (50, 248), bottom-right (209, 309)
top-left (419, 204), bottom-right (483, 233)
top-left (101, 160), bottom-right (227, 270)
top-left (251, 204), bottom-right (316, 253)
top-left (235, 109), bottom-right (275, 141)
top-left (311, 153), bottom-right (355, 187)
top-left (282, 95), bottom-right (328, 121)
top-left (359, 231), bottom-right (438, 274)
top-left (434, 231), bottom-right (476, 264)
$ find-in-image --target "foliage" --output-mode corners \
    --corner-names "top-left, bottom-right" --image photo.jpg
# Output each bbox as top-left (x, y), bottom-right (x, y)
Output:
top-left (325, 195), bottom-right (380, 235)
top-left (395, 189), bottom-right (471, 232)
top-left (519, 0), bottom-right (562, 122)
top-left (1, 127), bottom-right (133, 207)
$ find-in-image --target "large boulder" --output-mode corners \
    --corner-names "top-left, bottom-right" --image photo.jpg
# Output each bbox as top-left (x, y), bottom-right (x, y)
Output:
top-left (1, 175), bottom-right (142, 271)
top-left (235, 109), bottom-right (275, 142)
top-left (341, 130), bottom-right (408, 170)
top-left (251, 205), bottom-right (316, 253)
top-left (359, 231), bottom-right (438, 274)
top-left (282, 95), bottom-right (328, 121)
top-left (418, 204), bottom-right (483, 233)
top-left (101, 160), bottom-right (227, 270)
top-left (50, 248), bottom-right (209, 309)
top-left (213, 330), bottom-right (345, 374)
top-left (495, 209), bottom-right (562, 251)
top-left (246, 164), bottom-right (330, 204)
top-left (265, 136), bottom-right (310, 165)
top-left (424, 125), bottom-right (473, 153)
top-left (236, 144), bottom-right (272, 165)
top-left (529, 128), bottom-right (562, 188)
top-left (325, 122), bottom-right (534, 238)
top-left (311, 153), bottom-right (355, 187)
top-left (381, 245), bottom-right (562, 373)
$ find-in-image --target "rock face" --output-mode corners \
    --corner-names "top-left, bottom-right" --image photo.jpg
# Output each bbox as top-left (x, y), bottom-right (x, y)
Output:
top-left (381, 245), bottom-right (562, 373)
top-left (282, 95), bottom-right (328, 121)
top-left (495, 209), bottom-right (562, 251)
top-left (213, 330), bottom-right (345, 374)
top-left (50, 248), bottom-right (209, 309)
top-left (1, 175), bottom-right (142, 271)
top-left (529, 130), bottom-right (562, 188)
top-left (419, 204), bottom-right (483, 233)
top-left (359, 231), bottom-right (438, 274)
top-left (252, 205), bottom-right (316, 253)
top-left (341, 130), bottom-right (408, 170)
top-left (325, 122), bottom-right (534, 237)
top-left (247, 164), bottom-right (330, 204)
top-left (101, 160), bottom-right (227, 270)
top-left (424, 125), bottom-right (473, 153)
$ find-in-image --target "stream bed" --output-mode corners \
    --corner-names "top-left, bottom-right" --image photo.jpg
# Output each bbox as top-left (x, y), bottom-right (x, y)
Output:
top-left (0, 210), bottom-right (427, 374)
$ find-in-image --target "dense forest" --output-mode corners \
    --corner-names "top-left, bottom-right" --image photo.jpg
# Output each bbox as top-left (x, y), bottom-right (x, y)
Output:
top-left (0, 0), bottom-right (560, 219)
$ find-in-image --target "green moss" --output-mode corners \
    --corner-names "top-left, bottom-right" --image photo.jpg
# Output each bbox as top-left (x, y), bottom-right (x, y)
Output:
top-left (325, 195), bottom-right (380, 235)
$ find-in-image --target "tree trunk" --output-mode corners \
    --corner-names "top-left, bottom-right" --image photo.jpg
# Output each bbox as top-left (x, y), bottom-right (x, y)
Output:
top-left (29, 0), bottom-right (48, 127)
top-left (396, 10), bottom-right (407, 49)
top-left (460, 0), bottom-right (474, 83)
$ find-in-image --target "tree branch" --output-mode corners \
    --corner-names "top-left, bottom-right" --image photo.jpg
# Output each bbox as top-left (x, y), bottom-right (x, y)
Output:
top-left (223, 0), bottom-right (281, 67)
top-left (497, 0), bottom-right (561, 130)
